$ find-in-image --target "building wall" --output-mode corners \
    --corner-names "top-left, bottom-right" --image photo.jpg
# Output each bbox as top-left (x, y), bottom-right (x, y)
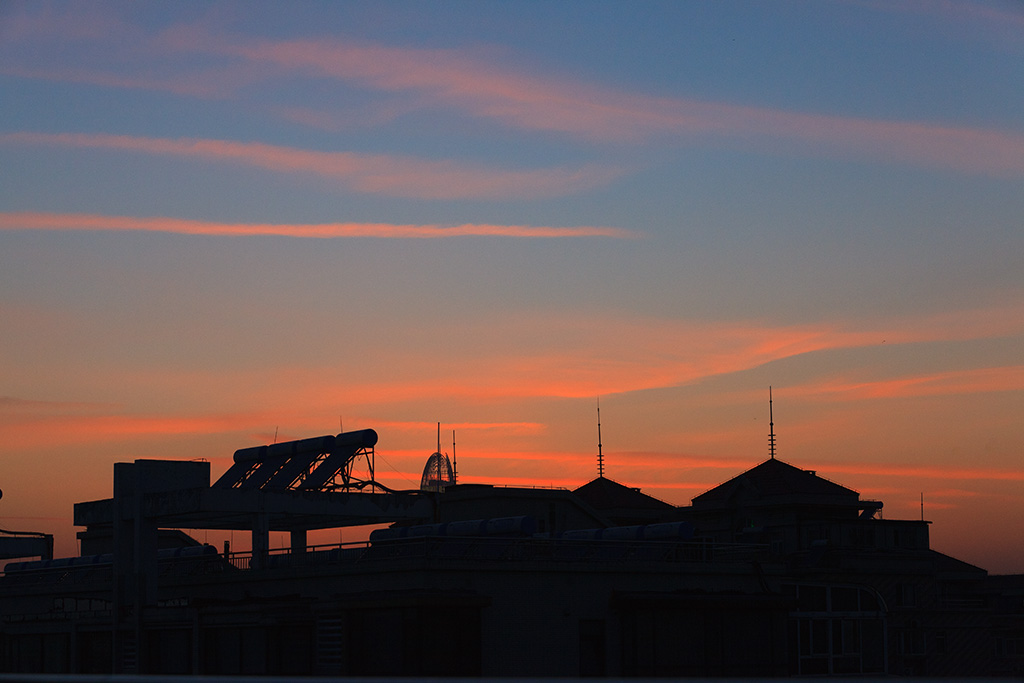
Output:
top-left (0, 544), bottom-right (801, 676)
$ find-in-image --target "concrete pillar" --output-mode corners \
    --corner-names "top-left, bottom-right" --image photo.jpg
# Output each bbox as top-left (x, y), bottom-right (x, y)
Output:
top-left (251, 513), bottom-right (270, 569)
top-left (290, 529), bottom-right (307, 554)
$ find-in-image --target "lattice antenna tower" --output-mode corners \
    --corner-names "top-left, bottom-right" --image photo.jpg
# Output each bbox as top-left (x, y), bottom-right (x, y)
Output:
top-left (769, 386), bottom-right (777, 460)
top-left (597, 398), bottom-right (605, 478)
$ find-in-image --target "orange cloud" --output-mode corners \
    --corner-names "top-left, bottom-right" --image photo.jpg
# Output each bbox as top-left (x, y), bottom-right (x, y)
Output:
top-left (926, 488), bottom-right (983, 499)
top-left (0, 401), bottom-right (552, 458)
top-left (0, 211), bottom-right (632, 239)
top-left (257, 454), bottom-right (1024, 511)
top-left (424, 449), bottom-right (586, 465)
top-left (0, 411), bottom-right (277, 451)
top-left (0, 132), bottom-right (623, 200)
top-left (362, 447), bottom-right (755, 494)
top-left (363, 420), bottom-right (546, 435)
top-left (806, 461), bottom-right (1024, 483)
top-left (445, 449), bottom-right (756, 476)
top-left (28, 304), bottom-right (1014, 419)
top-left (0, 396), bottom-right (112, 413)
top-left (302, 307), bottom-right (1024, 402)
top-left (787, 366), bottom-right (1024, 402)
top-left (456, 474), bottom-right (584, 489)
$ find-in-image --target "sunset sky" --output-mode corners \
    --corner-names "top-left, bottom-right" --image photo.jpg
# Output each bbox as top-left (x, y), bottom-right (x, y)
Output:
top-left (1, 2), bottom-right (1022, 571)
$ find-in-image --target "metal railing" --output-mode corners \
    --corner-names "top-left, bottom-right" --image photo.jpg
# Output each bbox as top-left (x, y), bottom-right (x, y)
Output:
top-left (0, 536), bottom-right (770, 587)
top-left (219, 535), bottom-right (769, 572)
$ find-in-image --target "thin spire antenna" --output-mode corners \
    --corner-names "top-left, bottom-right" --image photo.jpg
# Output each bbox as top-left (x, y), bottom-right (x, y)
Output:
top-left (597, 398), bottom-right (605, 478)
top-left (452, 429), bottom-right (457, 485)
top-left (436, 422), bottom-right (441, 454)
top-left (768, 387), bottom-right (776, 460)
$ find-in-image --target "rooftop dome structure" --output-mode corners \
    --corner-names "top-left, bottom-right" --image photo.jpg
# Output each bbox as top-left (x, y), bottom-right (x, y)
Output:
top-left (420, 451), bottom-right (454, 492)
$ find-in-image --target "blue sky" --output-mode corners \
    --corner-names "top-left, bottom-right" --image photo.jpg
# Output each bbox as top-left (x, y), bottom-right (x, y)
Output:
top-left (1, 1), bottom-right (1023, 570)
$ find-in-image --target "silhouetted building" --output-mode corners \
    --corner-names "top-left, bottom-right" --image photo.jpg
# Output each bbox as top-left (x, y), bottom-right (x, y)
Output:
top-left (573, 475), bottom-right (675, 526)
top-left (0, 430), bottom-right (1021, 676)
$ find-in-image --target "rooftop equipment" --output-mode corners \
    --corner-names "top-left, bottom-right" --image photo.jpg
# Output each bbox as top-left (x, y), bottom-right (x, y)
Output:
top-left (212, 429), bottom-right (378, 492)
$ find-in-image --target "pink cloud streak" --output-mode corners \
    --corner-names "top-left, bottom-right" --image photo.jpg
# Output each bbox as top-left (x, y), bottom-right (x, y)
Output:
top-left (0, 212), bottom-right (632, 240)
top-left (0, 65), bottom-right (250, 99)
top-left (217, 37), bottom-right (1024, 175)
top-left (0, 132), bottom-right (623, 200)
top-left (5, 10), bottom-right (1022, 176)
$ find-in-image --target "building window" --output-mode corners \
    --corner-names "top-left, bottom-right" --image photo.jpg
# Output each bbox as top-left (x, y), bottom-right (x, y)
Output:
top-left (787, 584), bottom-right (886, 676)
top-left (849, 527), bottom-right (873, 548)
top-left (896, 582), bottom-right (917, 607)
top-left (798, 585), bottom-right (827, 612)
top-left (897, 627), bottom-right (926, 656)
top-left (997, 637), bottom-right (1024, 657)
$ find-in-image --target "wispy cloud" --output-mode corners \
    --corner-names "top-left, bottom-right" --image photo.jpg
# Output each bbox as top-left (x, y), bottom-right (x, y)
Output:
top-left (847, 0), bottom-right (1024, 50)
top-left (0, 4), bottom-right (272, 97)
top-left (787, 366), bottom-right (1024, 402)
top-left (6, 303), bottom-right (1018, 435)
top-left (0, 211), bottom-right (632, 239)
top-left (6, 10), bottom-right (1022, 176)
top-left (0, 132), bottom-right (624, 200)
top-left (0, 3), bottom-right (131, 43)
top-left (819, 460), bottom-right (1024, 483)
top-left (0, 410), bottom-right (276, 450)
top-left (5, 304), bottom-right (1019, 457)
top-left (139, 305), bottom-right (1023, 408)
top-left (363, 420), bottom-right (546, 435)
top-left (206, 35), bottom-right (1024, 175)
top-left (458, 473), bottom-right (584, 489)
top-left (0, 64), bottom-right (259, 99)
top-left (0, 396), bottom-right (113, 413)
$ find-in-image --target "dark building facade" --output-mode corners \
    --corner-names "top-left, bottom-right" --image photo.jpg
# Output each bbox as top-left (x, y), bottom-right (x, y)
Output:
top-left (0, 430), bottom-right (1021, 676)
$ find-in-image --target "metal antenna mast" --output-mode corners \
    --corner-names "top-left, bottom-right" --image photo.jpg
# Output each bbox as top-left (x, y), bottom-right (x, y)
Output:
top-left (452, 429), bottom-right (457, 485)
top-left (769, 387), bottom-right (776, 460)
top-left (597, 398), bottom-right (605, 478)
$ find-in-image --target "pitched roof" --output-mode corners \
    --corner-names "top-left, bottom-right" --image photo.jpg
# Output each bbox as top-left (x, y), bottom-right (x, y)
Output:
top-left (573, 477), bottom-right (674, 512)
top-left (692, 458), bottom-right (859, 508)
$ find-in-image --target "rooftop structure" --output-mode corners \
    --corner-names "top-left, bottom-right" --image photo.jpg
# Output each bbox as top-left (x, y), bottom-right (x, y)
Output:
top-left (573, 476), bottom-right (675, 526)
top-left (0, 425), bottom-right (1020, 677)
top-left (0, 488), bottom-right (53, 562)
